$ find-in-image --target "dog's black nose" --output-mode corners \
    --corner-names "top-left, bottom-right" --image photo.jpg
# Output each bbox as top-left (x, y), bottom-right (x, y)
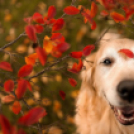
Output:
top-left (117, 80), bottom-right (134, 102)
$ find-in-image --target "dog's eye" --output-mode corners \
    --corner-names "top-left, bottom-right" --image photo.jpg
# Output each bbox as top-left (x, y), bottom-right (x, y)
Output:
top-left (103, 59), bottom-right (112, 65)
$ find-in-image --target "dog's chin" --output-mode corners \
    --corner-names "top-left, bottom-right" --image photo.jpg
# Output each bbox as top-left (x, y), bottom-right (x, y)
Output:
top-left (111, 105), bottom-right (134, 125)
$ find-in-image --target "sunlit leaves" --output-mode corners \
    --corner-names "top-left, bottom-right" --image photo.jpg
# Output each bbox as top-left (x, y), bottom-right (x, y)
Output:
top-left (70, 51), bottom-right (82, 59)
top-left (35, 46), bottom-right (47, 66)
top-left (18, 107), bottom-right (47, 126)
top-left (59, 90), bottom-right (66, 100)
top-left (12, 101), bottom-right (21, 115)
top-left (18, 64), bottom-right (33, 77)
top-left (52, 18), bottom-right (65, 31)
top-left (25, 53), bottom-right (38, 65)
top-left (68, 78), bottom-right (77, 87)
top-left (83, 45), bottom-right (95, 56)
top-left (47, 5), bottom-right (56, 19)
top-left (64, 6), bottom-right (80, 15)
top-left (4, 80), bottom-right (14, 92)
top-left (0, 62), bottom-right (13, 72)
top-left (118, 49), bottom-right (134, 58)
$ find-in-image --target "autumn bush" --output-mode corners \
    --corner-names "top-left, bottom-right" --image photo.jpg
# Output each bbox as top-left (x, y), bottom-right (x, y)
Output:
top-left (1, 0), bottom-right (134, 134)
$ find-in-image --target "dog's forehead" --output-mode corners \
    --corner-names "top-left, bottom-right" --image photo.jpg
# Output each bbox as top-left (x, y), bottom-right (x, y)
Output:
top-left (98, 38), bottom-right (134, 58)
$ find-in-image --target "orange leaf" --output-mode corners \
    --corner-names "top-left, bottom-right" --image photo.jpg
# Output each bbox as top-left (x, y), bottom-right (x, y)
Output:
top-left (110, 12), bottom-right (125, 23)
top-left (52, 18), bottom-right (65, 31)
top-left (35, 46), bottom-right (47, 66)
top-left (0, 61), bottom-right (13, 72)
top-left (25, 25), bottom-right (37, 42)
top-left (4, 80), bottom-right (14, 92)
top-left (15, 79), bottom-right (28, 99)
top-left (68, 78), bottom-right (77, 87)
top-left (59, 90), bottom-right (66, 100)
top-left (70, 51), bottom-right (82, 59)
top-left (63, 6), bottom-right (80, 15)
top-left (18, 64), bottom-right (33, 77)
top-left (47, 5), bottom-right (56, 19)
top-left (32, 12), bottom-right (44, 24)
top-left (12, 101), bottom-right (21, 114)
top-left (118, 49), bottom-right (134, 58)
top-left (90, 2), bottom-right (98, 18)
top-left (83, 45), bottom-right (95, 56)
top-left (18, 107), bottom-right (47, 126)
top-left (2, 95), bottom-right (15, 103)
top-left (25, 53), bottom-right (38, 65)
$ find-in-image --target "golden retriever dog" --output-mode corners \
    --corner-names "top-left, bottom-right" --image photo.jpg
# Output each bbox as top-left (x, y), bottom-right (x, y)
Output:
top-left (75, 33), bottom-right (134, 134)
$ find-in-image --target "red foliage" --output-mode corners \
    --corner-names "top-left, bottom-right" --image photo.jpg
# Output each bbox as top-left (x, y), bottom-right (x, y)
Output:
top-left (0, 61), bottom-right (13, 72)
top-left (51, 33), bottom-right (62, 40)
top-left (47, 5), bottom-right (56, 20)
top-left (4, 80), bottom-right (14, 92)
top-left (90, 2), bottom-right (98, 18)
top-left (34, 24), bottom-right (44, 34)
top-left (63, 6), bottom-right (80, 15)
top-left (56, 42), bottom-right (70, 53)
top-left (12, 101), bottom-right (21, 115)
top-left (110, 11), bottom-right (125, 22)
top-left (59, 90), bottom-right (66, 100)
top-left (68, 78), bottom-right (77, 87)
top-left (18, 107), bottom-right (47, 126)
top-left (118, 49), bottom-right (134, 58)
top-left (70, 51), bottom-right (83, 59)
top-left (26, 81), bottom-right (32, 91)
top-left (18, 64), bottom-right (33, 77)
top-left (32, 12), bottom-right (45, 24)
top-left (18, 129), bottom-right (26, 134)
top-left (83, 45), bottom-right (95, 56)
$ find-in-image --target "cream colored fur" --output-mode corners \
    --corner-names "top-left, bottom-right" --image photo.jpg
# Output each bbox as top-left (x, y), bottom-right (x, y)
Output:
top-left (75, 33), bottom-right (134, 134)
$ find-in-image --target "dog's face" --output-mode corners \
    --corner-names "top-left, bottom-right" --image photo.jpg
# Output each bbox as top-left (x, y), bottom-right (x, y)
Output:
top-left (92, 38), bottom-right (134, 125)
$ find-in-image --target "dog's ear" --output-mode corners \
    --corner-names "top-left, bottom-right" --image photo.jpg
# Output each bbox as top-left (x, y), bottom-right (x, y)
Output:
top-left (81, 52), bottom-right (96, 84)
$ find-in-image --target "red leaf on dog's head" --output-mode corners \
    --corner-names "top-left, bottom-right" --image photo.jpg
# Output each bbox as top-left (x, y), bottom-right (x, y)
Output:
top-left (51, 33), bottom-right (62, 40)
top-left (0, 62), bottom-right (13, 72)
top-left (18, 107), bottom-right (47, 126)
top-left (52, 18), bottom-right (65, 31)
top-left (47, 5), bottom-right (56, 20)
top-left (34, 24), bottom-right (44, 34)
top-left (15, 79), bottom-right (28, 99)
top-left (118, 49), bottom-right (134, 58)
top-left (90, 2), bottom-right (98, 18)
top-left (59, 90), bottom-right (66, 100)
top-left (83, 45), bottom-right (95, 56)
top-left (25, 25), bottom-right (37, 42)
top-left (70, 51), bottom-right (82, 59)
top-left (68, 78), bottom-right (77, 87)
top-left (0, 115), bottom-right (13, 134)
top-left (12, 101), bottom-right (21, 115)
top-left (32, 12), bottom-right (44, 24)
top-left (4, 80), bottom-right (14, 92)
top-left (35, 46), bottom-right (47, 66)
top-left (63, 6), bottom-right (80, 15)
top-left (110, 12), bottom-right (125, 23)
top-left (56, 42), bottom-right (70, 53)
top-left (18, 64), bottom-right (33, 77)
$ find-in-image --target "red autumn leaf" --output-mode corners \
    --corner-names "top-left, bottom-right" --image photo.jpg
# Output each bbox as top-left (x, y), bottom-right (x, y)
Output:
top-left (35, 46), bottom-right (47, 66)
top-left (0, 115), bottom-right (13, 134)
top-left (110, 12), bottom-right (125, 23)
top-left (77, 58), bottom-right (83, 71)
top-left (26, 81), bottom-right (32, 91)
top-left (12, 101), bottom-right (21, 115)
top-left (63, 6), bottom-right (80, 15)
top-left (4, 80), bottom-right (14, 92)
top-left (90, 2), bottom-right (98, 18)
top-left (2, 95), bottom-right (15, 103)
top-left (15, 79), bottom-right (28, 99)
top-left (25, 25), bottom-right (37, 43)
top-left (18, 107), bottom-right (47, 126)
top-left (25, 53), bottom-right (38, 65)
top-left (0, 61), bottom-right (13, 72)
top-left (118, 49), bottom-right (134, 58)
top-left (51, 33), bottom-right (62, 40)
top-left (32, 12), bottom-right (44, 24)
top-left (123, 6), bottom-right (134, 20)
top-left (68, 78), bottom-right (77, 87)
top-left (18, 64), bottom-right (33, 77)
top-left (47, 5), bottom-right (56, 19)
top-left (83, 45), bottom-right (95, 56)
top-left (52, 18), bottom-right (65, 31)
top-left (34, 24), bottom-right (44, 34)
top-left (23, 17), bottom-right (33, 24)
top-left (100, 10), bottom-right (109, 17)
top-left (91, 21), bottom-right (96, 30)
top-left (59, 90), bottom-right (66, 100)
top-left (18, 129), bottom-right (26, 134)
top-left (51, 46), bottom-right (62, 58)
top-left (70, 51), bottom-right (82, 59)
top-left (56, 42), bottom-right (70, 53)
top-left (100, 0), bottom-right (115, 10)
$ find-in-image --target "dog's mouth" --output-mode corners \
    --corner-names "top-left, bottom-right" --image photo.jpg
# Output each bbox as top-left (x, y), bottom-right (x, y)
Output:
top-left (111, 105), bottom-right (134, 125)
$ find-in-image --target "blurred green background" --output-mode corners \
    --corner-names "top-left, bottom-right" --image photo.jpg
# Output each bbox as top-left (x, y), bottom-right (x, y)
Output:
top-left (0, 0), bottom-right (134, 134)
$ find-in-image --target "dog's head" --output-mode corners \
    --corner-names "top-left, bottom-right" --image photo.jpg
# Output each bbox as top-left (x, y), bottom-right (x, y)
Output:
top-left (84, 34), bottom-right (134, 125)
